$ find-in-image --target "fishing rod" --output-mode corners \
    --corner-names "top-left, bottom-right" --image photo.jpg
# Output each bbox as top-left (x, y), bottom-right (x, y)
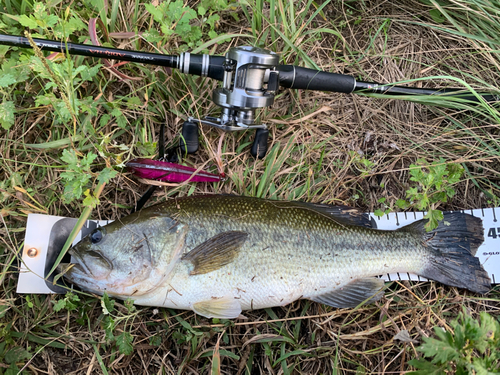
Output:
top-left (1, 34), bottom-right (497, 158)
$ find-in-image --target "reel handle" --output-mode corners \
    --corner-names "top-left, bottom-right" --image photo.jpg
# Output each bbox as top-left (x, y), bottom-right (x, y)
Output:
top-left (179, 120), bottom-right (199, 154)
top-left (251, 128), bottom-right (269, 159)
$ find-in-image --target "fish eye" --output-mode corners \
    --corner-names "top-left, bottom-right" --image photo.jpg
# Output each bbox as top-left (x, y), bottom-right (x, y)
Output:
top-left (90, 228), bottom-right (105, 244)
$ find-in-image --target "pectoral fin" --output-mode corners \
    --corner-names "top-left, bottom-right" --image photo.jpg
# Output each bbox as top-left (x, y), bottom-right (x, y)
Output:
top-left (182, 231), bottom-right (248, 275)
top-left (311, 278), bottom-right (385, 308)
top-left (192, 296), bottom-right (242, 319)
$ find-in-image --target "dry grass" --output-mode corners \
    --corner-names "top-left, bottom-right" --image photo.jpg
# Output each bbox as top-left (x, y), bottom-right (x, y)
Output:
top-left (1, 0), bottom-right (500, 373)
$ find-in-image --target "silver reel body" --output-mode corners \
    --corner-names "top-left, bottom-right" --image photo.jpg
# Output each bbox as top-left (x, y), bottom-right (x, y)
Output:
top-left (190, 46), bottom-right (280, 131)
top-left (181, 46), bottom-right (280, 158)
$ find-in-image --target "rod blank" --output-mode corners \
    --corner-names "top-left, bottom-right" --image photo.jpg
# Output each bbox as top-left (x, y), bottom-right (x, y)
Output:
top-left (0, 34), bottom-right (497, 103)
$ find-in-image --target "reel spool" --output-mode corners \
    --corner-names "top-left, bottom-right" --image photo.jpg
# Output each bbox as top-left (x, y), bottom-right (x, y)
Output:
top-left (179, 46), bottom-right (280, 159)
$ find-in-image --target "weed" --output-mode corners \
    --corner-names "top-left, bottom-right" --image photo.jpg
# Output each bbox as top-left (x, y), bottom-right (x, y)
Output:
top-left (99, 292), bottom-right (138, 356)
top-left (409, 309), bottom-right (500, 374)
top-left (1, 0), bottom-right (500, 373)
top-left (374, 197), bottom-right (391, 217)
top-left (52, 291), bottom-right (81, 312)
top-left (374, 158), bottom-right (464, 228)
top-left (0, 343), bottom-right (32, 375)
top-left (144, 0), bottom-right (234, 50)
top-left (402, 158), bottom-right (463, 231)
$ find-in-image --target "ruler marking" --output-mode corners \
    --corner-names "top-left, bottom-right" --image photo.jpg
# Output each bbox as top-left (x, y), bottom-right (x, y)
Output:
top-left (395, 212), bottom-right (400, 226)
top-left (493, 207), bottom-right (497, 222)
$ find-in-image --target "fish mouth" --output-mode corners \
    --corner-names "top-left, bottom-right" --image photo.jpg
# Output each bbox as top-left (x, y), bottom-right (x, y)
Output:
top-left (55, 246), bottom-right (114, 294)
top-left (56, 260), bottom-right (103, 293)
top-left (57, 260), bottom-right (87, 283)
top-left (56, 250), bottom-right (96, 284)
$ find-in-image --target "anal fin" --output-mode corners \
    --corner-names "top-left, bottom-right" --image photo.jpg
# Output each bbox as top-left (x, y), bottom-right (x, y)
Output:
top-left (192, 296), bottom-right (242, 319)
top-left (310, 278), bottom-right (385, 308)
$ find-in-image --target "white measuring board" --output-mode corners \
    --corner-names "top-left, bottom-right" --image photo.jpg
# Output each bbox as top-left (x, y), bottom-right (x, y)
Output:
top-left (18, 214), bottom-right (110, 294)
top-left (371, 207), bottom-right (499, 284)
top-left (18, 208), bottom-right (499, 294)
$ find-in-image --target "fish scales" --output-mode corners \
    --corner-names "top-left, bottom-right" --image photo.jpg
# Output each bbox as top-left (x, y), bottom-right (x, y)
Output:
top-left (61, 195), bottom-right (490, 319)
top-left (148, 197), bottom-right (418, 304)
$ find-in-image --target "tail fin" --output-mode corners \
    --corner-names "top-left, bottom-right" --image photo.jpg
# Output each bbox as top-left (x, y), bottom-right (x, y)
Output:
top-left (400, 213), bottom-right (490, 294)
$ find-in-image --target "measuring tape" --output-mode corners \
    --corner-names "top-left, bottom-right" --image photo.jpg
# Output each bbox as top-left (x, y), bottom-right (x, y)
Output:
top-left (372, 207), bottom-right (499, 284)
top-left (17, 207), bottom-right (499, 294)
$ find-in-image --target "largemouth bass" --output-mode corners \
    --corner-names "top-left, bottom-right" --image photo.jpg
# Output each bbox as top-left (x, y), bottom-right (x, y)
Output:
top-left (60, 195), bottom-right (490, 319)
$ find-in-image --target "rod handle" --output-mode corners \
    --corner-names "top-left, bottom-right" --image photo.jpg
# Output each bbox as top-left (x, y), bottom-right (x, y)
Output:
top-left (278, 65), bottom-right (355, 93)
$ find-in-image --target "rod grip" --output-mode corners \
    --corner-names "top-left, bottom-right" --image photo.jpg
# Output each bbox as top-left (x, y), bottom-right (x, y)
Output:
top-left (278, 65), bottom-right (355, 93)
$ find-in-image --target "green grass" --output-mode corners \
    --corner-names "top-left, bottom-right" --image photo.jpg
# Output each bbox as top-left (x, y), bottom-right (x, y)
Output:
top-left (1, 0), bottom-right (500, 373)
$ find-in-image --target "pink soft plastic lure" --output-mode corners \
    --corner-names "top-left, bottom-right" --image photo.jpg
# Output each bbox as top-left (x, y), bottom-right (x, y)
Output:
top-left (126, 158), bottom-right (224, 183)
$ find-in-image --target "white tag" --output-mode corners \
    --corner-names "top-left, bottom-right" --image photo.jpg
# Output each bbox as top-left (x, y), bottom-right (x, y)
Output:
top-left (17, 208), bottom-right (500, 294)
top-left (17, 214), bottom-right (110, 294)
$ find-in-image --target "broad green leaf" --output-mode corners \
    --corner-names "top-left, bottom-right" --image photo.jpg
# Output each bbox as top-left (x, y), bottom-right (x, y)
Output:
top-left (53, 298), bottom-right (67, 312)
top-left (423, 209), bottom-right (444, 232)
top-left (83, 189), bottom-right (100, 208)
top-left (0, 73), bottom-right (16, 88)
top-left (60, 149), bottom-right (79, 167)
top-left (407, 359), bottom-right (446, 374)
top-left (5, 347), bottom-right (31, 364)
top-left (116, 332), bottom-right (134, 355)
top-left (0, 100), bottom-right (15, 130)
top-left (102, 315), bottom-right (115, 342)
top-left (98, 167), bottom-right (118, 185)
top-left (101, 292), bottom-right (115, 315)
top-left (429, 9), bottom-right (445, 23)
top-left (396, 199), bottom-right (410, 209)
top-left (18, 15), bottom-right (39, 29)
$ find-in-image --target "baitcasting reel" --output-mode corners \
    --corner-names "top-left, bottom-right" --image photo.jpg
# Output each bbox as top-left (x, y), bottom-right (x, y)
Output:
top-left (1, 33), bottom-right (497, 159)
top-left (179, 46), bottom-right (281, 159)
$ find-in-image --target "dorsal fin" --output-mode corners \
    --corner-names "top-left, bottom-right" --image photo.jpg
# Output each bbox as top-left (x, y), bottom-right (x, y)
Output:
top-left (271, 201), bottom-right (375, 228)
top-left (182, 231), bottom-right (248, 275)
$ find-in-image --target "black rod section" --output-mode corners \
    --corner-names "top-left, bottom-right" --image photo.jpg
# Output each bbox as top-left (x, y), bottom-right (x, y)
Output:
top-left (0, 34), bottom-right (178, 66)
top-left (354, 81), bottom-right (499, 103)
top-left (278, 65), bottom-right (355, 93)
top-left (277, 64), bottom-right (497, 103)
top-left (1, 34), bottom-right (497, 103)
top-left (0, 34), bottom-right (226, 81)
